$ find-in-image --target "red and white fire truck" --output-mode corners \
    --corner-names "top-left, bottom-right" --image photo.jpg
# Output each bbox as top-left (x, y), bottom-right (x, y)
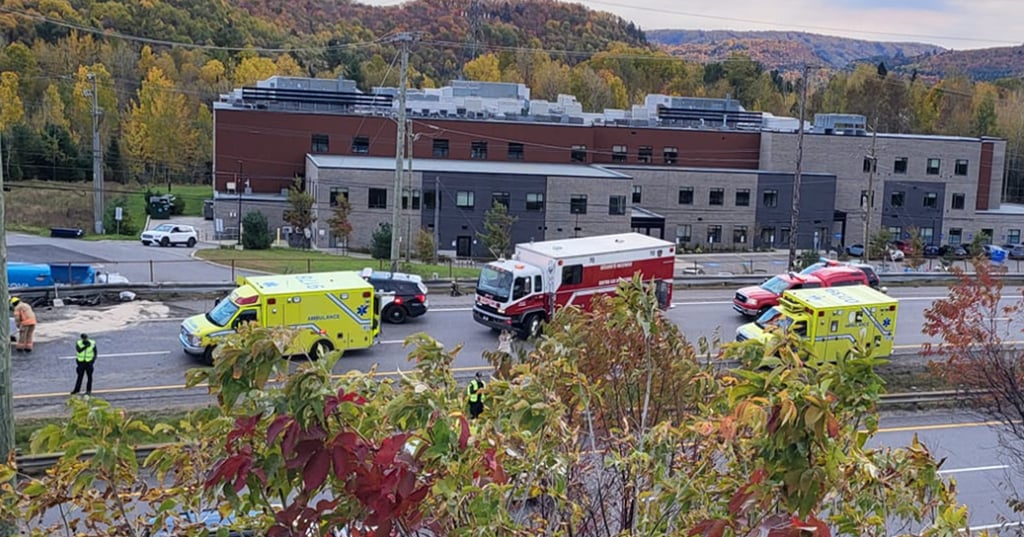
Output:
top-left (472, 232), bottom-right (676, 338)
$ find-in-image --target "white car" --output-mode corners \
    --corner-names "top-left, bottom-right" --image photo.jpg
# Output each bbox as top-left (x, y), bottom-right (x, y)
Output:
top-left (140, 224), bottom-right (198, 247)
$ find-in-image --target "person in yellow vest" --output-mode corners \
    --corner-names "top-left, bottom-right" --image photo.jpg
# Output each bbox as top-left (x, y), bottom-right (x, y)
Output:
top-left (71, 333), bottom-right (97, 395)
top-left (11, 297), bottom-right (36, 353)
top-left (466, 371), bottom-right (485, 419)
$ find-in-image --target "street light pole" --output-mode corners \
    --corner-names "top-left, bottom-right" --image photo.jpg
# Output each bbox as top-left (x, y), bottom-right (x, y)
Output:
top-left (787, 63), bottom-right (810, 270)
top-left (236, 160), bottom-right (243, 246)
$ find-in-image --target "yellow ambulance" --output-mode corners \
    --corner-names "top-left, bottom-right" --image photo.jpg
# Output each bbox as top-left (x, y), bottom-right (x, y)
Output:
top-left (180, 271), bottom-right (382, 364)
top-left (735, 285), bottom-right (898, 360)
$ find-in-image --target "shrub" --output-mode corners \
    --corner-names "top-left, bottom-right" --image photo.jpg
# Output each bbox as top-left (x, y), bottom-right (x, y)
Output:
top-left (241, 211), bottom-right (272, 250)
top-left (170, 196), bottom-right (186, 216)
top-left (103, 197), bottom-right (138, 236)
top-left (414, 228), bottom-right (435, 262)
top-left (371, 223), bottom-right (392, 260)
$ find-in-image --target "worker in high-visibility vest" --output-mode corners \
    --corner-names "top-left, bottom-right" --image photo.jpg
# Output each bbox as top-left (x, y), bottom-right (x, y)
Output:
top-left (466, 371), bottom-right (485, 419)
top-left (11, 297), bottom-right (36, 352)
top-left (71, 333), bottom-right (98, 395)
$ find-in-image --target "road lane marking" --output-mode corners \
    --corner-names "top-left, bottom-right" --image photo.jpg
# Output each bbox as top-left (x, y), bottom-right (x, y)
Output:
top-left (57, 350), bottom-right (171, 360)
top-left (938, 464), bottom-right (1007, 475)
top-left (964, 521), bottom-right (1023, 533)
top-left (875, 420), bottom-right (1004, 433)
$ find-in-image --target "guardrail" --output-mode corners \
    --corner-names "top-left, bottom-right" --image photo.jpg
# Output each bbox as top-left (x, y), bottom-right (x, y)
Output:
top-left (11, 389), bottom-right (981, 476)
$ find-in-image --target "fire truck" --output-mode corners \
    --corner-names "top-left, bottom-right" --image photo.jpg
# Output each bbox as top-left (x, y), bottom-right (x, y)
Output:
top-left (472, 232), bottom-right (676, 338)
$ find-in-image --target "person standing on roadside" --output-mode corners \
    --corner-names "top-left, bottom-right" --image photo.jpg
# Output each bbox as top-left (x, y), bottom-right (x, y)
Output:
top-left (466, 371), bottom-right (485, 419)
top-left (71, 333), bottom-right (97, 395)
top-left (11, 297), bottom-right (36, 353)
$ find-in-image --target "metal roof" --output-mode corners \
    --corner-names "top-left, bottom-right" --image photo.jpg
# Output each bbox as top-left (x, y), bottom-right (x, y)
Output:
top-left (516, 232), bottom-right (674, 259)
top-left (784, 285), bottom-right (897, 309)
top-left (307, 155), bottom-right (631, 179)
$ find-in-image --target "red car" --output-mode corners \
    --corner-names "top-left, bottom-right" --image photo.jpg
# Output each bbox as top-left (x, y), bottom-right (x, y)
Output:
top-left (732, 266), bottom-right (869, 317)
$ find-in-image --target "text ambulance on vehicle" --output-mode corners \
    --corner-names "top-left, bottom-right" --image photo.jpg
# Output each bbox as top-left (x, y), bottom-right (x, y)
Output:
top-left (180, 271), bottom-right (384, 364)
top-left (735, 285), bottom-right (898, 360)
top-left (472, 232), bottom-right (675, 338)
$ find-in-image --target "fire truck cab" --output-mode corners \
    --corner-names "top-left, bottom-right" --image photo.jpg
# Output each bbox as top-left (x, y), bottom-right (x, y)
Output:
top-left (472, 233), bottom-right (676, 338)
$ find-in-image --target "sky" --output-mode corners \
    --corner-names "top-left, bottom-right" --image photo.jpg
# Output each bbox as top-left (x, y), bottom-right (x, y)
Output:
top-left (362, 0), bottom-right (1024, 50)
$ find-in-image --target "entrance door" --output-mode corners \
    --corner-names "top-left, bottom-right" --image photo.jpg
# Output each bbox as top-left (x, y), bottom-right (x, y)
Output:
top-left (456, 236), bottom-right (472, 257)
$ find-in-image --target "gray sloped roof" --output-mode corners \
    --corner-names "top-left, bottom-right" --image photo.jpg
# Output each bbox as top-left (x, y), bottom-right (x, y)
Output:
top-left (306, 155), bottom-right (631, 179)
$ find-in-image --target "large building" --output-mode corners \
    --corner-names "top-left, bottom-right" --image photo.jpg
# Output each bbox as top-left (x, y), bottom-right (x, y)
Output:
top-left (211, 75), bottom-right (1013, 257)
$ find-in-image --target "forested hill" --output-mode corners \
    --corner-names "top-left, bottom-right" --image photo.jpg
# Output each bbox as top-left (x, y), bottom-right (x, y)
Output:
top-left (885, 45), bottom-right (1024, 81)
top-left (647, 29), bottom-right (943, 73)
top-left (0, 0), bottom-right (647, 84)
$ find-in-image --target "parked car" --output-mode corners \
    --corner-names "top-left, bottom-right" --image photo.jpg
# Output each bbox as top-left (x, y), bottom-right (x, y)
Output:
top-left (1007, 244), bottom-right (1024, 259)
top-left (938, 244), bottom-right (969, 258)
top-left (890, 240), bottom-right (913, 254)
top-left (845, 244), bottom-right (865, 257)
top-left (364, 270), bottom-right (429, 324)
top-left (140, 223), bottom-right (198, 247)
top-left (733, 266), bottom-right (869, 317)
top-left (923, 245), bottom-right (941, 258)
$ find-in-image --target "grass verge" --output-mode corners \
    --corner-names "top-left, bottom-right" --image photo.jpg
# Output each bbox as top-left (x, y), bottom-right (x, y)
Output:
top-left (195, 247), bottom-right (481, 280)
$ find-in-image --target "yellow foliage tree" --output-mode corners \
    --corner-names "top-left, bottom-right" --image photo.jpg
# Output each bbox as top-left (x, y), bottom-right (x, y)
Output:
top-left (70, 64), bottom-right (116, 145)
top-left (122, 67), bottom-right (197, 181)
top-left (38, 83), bottom-right (69, 131)
top-left (275, 54), bottom-right (305, 77)
top-left (199, 59), bottom-right (226, 86)
top-left (233, 56), bottom-right (278, 87)
top-left (0, 72), bottom-right (25, 129)
top-left (463, 53), bottom-right (502, 82)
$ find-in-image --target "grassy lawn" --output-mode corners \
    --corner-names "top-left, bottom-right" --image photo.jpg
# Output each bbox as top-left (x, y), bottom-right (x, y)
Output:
top-left (6, 180), bottom-right (212, 239)
top-left (195, 247), bottom-right (481, 280)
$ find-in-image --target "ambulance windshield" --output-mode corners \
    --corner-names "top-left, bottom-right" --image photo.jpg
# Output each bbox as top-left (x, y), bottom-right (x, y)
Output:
top-left (207, 297), bottom-right (240, 327)
top-left (754, 307), bottom-right (781, 329)
top-left (477, 265), bottom-right (513, 302)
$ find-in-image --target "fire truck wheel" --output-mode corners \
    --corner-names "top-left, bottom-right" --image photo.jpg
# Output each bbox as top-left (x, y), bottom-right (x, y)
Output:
top-left (524, 314), bottom-right (543, 339)
top-left (384, 305), bottom-right (408, 324)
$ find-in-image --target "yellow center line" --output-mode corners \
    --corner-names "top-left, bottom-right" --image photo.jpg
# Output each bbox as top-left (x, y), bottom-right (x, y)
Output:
top-left (876, 420), bottom-right (1004, 434)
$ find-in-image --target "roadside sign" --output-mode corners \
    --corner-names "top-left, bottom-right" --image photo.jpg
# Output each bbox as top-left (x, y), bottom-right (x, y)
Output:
top-left (114, 207), bottom-right (123, 221)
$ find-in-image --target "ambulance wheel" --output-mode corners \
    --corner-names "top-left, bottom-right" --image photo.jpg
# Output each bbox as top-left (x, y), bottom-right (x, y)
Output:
top-left (384, 305), bottom-right (408, 324)
top-left (202, 347), bottom-right (214, 366)
top-left (310, 340), bottom-right (333, 360)
top-left (524, 314), bottom-right (543, 339)
top-left (160, 237), bottom-right (170, 247)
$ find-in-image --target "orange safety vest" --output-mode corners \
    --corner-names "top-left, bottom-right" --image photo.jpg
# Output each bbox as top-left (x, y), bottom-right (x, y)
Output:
top-left (14, 303), bottom-right (36, 326)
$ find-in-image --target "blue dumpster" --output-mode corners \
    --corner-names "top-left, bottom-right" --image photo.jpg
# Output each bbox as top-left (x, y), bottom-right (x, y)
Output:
top-left (990, 245), bottom-right (1007, 264)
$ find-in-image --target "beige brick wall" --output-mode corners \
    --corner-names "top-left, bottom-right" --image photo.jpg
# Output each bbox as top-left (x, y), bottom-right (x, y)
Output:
top-left (760, 132), bottom-right (1007, 245)
top-left (542, 175), bottom-right (632, 240)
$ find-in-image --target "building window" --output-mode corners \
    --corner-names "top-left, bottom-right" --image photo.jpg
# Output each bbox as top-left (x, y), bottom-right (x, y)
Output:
top-left (329, 187), bottom-right (349, 207)
top-left (894, 157), bottom-right (908, 174)
top-left (860, 190), bottom-right (874, 208)
top-left (779, 227), bottom-right (791, 244)
top-left (526, 192), bottom-right (544, 211)
top-left (570, 194), bottom-right (588, 215)
top-left (351, 136), bottom-right (369, 154)
top-left (678, 187), bottom-right (694, 205)
top-left (491, 191), bottom-right (510, 209)
top-left (762, 189), bottom-right (778, 208)
top-left (632, 185), bottom-right (642, 204)
top-left (951, 193), bottom-right (965, 210)
top-left (760, 227), bottom-right (776, 246)
top-left (676, 224), bottom-right (692, 244)
top-left (311, 134), bottom-right (329, 153)
top-left (423, 190), bottom-right (436, 210)
top-left (368, 187), bottom-right (387, 209)
top-left (432, 139), bottom-right (450, 158)
top-left (709, 188), bottom-right (724, 206)
top-left (638, 146), bottom-right (653, 163)
top-left (507, 143), bottom-right (524, 160)
top-left (455, 191), bottom-right (475, 208)
top-left (888, 226), bottom-right (902, 240)
top-left (955, 159), bottom-right (969, 176)
top-left (927, 158), bottom-right (941, 175)
top-left (949, 228), bottom-right (963, 245)
top-left (571, 145), bottom-right (587, 163)
top-left (923, 192), bottom-right (938, 209)
top-left (707, 225), bottom-right (722, 245)
top-left (863, 157), bottom-right (876, 173)
top-left (733, 226), bottom-right (747, 244)
top-left (608, 195), bottom-right (626, 215)
top-left (890, 191), bottom-right (905, 208)
top-left (402, 188), bottom-right (421, 210)
top-left (471, 141), bottom-right (488, 160)
top-left (1009, 229), bottom-right (1021, 244)
top-left (921, 227), bottom-right (934, 244)
top-left (612, 145), bottom-right (627, 163)
top-left (735, 189), bottom-right (750, 207)
top-left (663, 146), bottom-right (678, 165)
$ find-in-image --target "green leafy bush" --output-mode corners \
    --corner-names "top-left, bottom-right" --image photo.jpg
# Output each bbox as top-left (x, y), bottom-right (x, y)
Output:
top-left (242, 211), bottom-right (272, 250)
top-left (371, 223), bottom-right (391, 260)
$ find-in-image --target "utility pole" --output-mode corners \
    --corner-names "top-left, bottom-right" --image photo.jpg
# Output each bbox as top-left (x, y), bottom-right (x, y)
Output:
top-left (236, 160), bottom-right (243, 246)
top-left (390, 32), bottom-right (414, 272)
top-left (0, 132), bottom-right (15, 537)
top-left (787, 64), bottom-right (810, 270)
top-left (405, 120), bottom-right (414, 262)
top-left (433, 176), bottom-right (440, 264)
top-left (86, 73), bottom-right (104, 234)
top-left (863, 125), bottom-right (878, 264)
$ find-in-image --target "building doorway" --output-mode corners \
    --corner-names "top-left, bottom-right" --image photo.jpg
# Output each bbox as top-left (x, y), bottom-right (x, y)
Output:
top-left (456, 236), bottom-right (473, 257)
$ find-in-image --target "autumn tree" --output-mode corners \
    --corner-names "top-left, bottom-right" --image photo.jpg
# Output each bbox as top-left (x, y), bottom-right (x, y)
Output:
top-left (282, 177), bottom-right (316, 249)
top-left (413, 227), bottom-right (435, 263)
top-left (326, 195), bottom-right (354, 252)
top-left (904, 226), bottom-right (927, 271)
top-left (923, 259), bottom-right (1024, 471)
top-left (478, 200), bottom-right (517, 259)
top-left (233, 54), bottom-right (278, 87)
top-left (122, 66), bottom-right (198, 182)
top-left (462, 52), bottom-right (502, 82)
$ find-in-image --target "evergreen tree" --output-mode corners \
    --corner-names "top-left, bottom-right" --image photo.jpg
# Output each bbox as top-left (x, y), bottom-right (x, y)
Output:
top-left (478, 201), bottom-right (518, 259)
top-left (242, 211), bottom-right (272, 250)
top-left (371, 223), bottom-right (392, 259)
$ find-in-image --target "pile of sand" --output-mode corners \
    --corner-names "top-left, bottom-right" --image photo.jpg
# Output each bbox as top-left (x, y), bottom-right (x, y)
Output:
top-left (33, 300), bottom-right (172, 343)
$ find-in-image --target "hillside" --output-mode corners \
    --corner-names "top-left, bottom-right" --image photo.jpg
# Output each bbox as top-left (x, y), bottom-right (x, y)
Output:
top-left (885, 45), bottom-right (1024, 81)
top-left (647, 29), bottom-right (943, 72)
